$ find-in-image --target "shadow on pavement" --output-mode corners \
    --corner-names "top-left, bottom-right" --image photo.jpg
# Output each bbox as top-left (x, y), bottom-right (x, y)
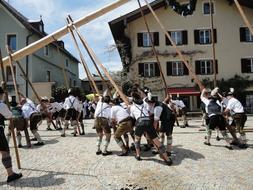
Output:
top-left (172, 145), bottom-right (205, 166)
top-left (0, 172), bottom-right (65, 188)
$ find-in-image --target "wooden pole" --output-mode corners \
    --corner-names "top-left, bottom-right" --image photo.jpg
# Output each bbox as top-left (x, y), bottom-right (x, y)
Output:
top-left (67, 20), bottom-right (129, 105)
top-left (68, 15), bottom-right (109, 88)
top-left (0, 50), bottom-right (21, 169)
top-left (234, 0), bottom-right (253, 36)
top-left (143, 0), bottom-right (204, 91)
top-left (209, 0), bottom-right (217, 88)
top-left (66, 19), bottom-right (100, 95)
top-left (137, 0), bottom-right (168, 97)
top-left (1, 0), bottom-right (130, 66)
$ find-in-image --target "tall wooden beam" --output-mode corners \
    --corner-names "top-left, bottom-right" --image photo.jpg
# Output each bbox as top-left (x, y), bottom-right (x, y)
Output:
top-left (234, 0), bottom-right (253, 36)
top-left (0, 50), bottom-right (21, 169)
top-left (1, 0), bottom-right (130, 65)
top-left (143, 0), bottom-right (204, 91)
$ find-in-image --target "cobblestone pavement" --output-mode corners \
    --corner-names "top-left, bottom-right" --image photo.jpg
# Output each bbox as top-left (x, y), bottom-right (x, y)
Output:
top-left (1, 116), bottom-right (253, 190)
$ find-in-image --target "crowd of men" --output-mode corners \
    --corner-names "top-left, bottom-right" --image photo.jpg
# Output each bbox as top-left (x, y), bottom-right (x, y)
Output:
top-left (0, 83), bottom-right (249, 183)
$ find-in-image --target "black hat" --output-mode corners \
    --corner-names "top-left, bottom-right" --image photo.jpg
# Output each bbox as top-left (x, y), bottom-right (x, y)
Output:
top-left (0, 87), bottom-right (4, 94)
top-left (226, 92), bottom-right (234, 96)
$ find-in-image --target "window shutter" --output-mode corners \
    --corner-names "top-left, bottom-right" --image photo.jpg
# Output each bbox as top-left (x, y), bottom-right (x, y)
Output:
top-left (213, 60), bottom-right (218, 74)
top-left (240, 27), bottom-right (246, 42)
top-left (154, 32), bottom-right (159, 46)
top-left (165, 31), bottom-right (172, 46)
top-left (183, 63), bottom-right (189, 75)
top-left (182, 30), bottom-right (188, 45)
top-left (137, 33), bottom-right (143, 47)
top-left (241, 58), bottom-right (249, 73)
top-left (155, 62), bottom-right (160, 76)
top-left (213, 29), bottom-right (217, 43)
top-left (167, 62), bottom-right (172, 76)
top-left (194, 30), bottom-right (200, 44)
top-left (195, 61), bottom-right (201, 74)
top-left (138, 63), bottom-right (144, 76)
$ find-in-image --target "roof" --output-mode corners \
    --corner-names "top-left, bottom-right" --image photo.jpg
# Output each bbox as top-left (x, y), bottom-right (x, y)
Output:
top-left (109, 0), bottom-right (253, 26)
top-left (0, 0), bottom-right (79, 63)
top-left (82, 75), bottom-right (109, 82)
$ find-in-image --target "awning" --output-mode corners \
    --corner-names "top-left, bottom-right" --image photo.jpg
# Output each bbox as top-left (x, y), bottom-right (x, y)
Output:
top-left (168, 87), bottom-right (200, 96)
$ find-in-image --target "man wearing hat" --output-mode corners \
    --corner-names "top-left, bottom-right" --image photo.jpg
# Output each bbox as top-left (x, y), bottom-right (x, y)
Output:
top-left (21, 97), bottom-right (44, 146)
top-left (201, 88), bottom-right (232, 149)
top-left (61, 88), bottom-right (79, 137)
top-left (94, 95), bottom-right (112, 156)
top-left (0, 87), bottom-right (23, 182)
top-left (146, 95), bottom-right (176, 157)
top-left (130, 93), bottom-right (172, 165)
top-left (224, 91), bottom-right (248, 148)
top-left (111, 97), bottom-right (133, 156)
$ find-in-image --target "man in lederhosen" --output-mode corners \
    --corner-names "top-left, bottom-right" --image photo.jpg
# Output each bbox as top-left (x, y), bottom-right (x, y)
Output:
top-left (201, 88), bottom-right (232, 149)
top-left (61, 88), bottom-right (79, 137)
top-left (0, 87), bottom-right (23, 182)
top-left (147, 96), bottom-right (176, 157)
top-left (21, 98), bottom-right (44, 146)
top-left (224, 92), bottom-right (248, 149)
top-left (94, 96), bottom-right (112, 156)
top-left (111, 97), bottom-right (133, 156)
top-left (130, 93), bottom-right (172, 165)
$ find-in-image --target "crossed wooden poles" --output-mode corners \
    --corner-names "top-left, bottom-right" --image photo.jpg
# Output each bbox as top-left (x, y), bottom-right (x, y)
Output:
top-left (0, 0), bottom-right (252, 168)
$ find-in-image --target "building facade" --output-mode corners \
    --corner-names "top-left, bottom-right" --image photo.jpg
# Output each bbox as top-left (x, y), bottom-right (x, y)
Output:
top-left (109, 0), bottom-right (253, 111)
top-left (0, 0), bottom-right (80, 101)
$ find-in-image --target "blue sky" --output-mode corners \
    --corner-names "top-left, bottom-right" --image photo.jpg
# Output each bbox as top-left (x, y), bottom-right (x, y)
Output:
top-left (8, 0), bottom-right (153, 79)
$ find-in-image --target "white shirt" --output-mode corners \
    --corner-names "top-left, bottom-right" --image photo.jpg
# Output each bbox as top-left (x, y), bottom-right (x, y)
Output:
top-left (94, 101), bottom-right (111, 119)
top-left (0, 101), bottom-right (12, 119)
top-left (130, 103), bottom-right (149, 120)
top-left (22, 100), bottom-right (38, 119)
top-left (111, 105), bottom-right (130, 124)
top-left (172, 100), bottom-right (186, 109)
top-left (154, 105), bottom-right (163, 121)
top-left (49, 102), bottom-right (62, 113)
top-left (76, 100), bottom-right (83, 113)
top-left (201, 96), bottom-right (222, 117)
top-left (63, 95), bottom-right (79, 110)
top-left (227, 97), bottom-right (244, 114)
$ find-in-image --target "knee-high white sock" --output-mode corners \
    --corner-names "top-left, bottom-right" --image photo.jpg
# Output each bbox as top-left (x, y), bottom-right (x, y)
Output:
top-left (32, 131), bottom-right (42, 142)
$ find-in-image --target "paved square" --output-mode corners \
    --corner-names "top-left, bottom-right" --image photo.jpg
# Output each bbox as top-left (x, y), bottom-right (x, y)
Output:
top-left (1, 117), bottom-right (253, 190)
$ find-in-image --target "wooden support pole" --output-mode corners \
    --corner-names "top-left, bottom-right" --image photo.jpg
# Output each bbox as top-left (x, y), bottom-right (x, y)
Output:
top-left (234, 0), bottom-right (253, 36)
top-left (143, 0), bottom-right (204, 91)
top-left (137, 0), bottom-right (168, 96)
top-left (68, 15), bottom-right (109, 89)
top-left (66, 18), bottom-right (100, 95)
top-left (1, 0), bottom-right (130, 65)
top-left (67, 19), bottom-right (129, 105)
top-left (4, 48), bottom-right (21, 169)
top-left (209, 0), bottom-right (217, 88)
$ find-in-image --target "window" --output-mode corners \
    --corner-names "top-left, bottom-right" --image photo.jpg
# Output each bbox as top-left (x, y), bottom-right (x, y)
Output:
top-left (138, 62), bottom-right (160, 77)
top-left (194, 29), bottom-right (217, 44)
top-left (74, 80), bottom-right (76, 87)
top-left (65, 59), bottom-right (69, 67)
top-left (167, 61), bottom-right (189, 76)
top-left (203, 2), bottom-right (214, 15)
top-left (166, 31), bottom-right (188, 46)
top-left (137, 32), bottom-right (159, 47)
top-left (69, 78), bottom-right (72, 87)
top-left (195, 60), bottom-right (218, 75)
top-left (97, 84), bottom-right (103, 91)
top-left (6, 66), bottom-right (16, 82)
top-left (241, 58), bottom-right (253, 73)
top-left (240, 27), bottom-right (253, 42)
top-left (7, 34), bottom-right (17, 51)
top-left (46, 71), bottom-right (51, 82)
top-left (44, 45), bottom-right (49, 56)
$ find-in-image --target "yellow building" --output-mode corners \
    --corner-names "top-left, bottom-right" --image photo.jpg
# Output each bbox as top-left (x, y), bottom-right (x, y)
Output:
top-left (109, 0), bottom-right (253, 111)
